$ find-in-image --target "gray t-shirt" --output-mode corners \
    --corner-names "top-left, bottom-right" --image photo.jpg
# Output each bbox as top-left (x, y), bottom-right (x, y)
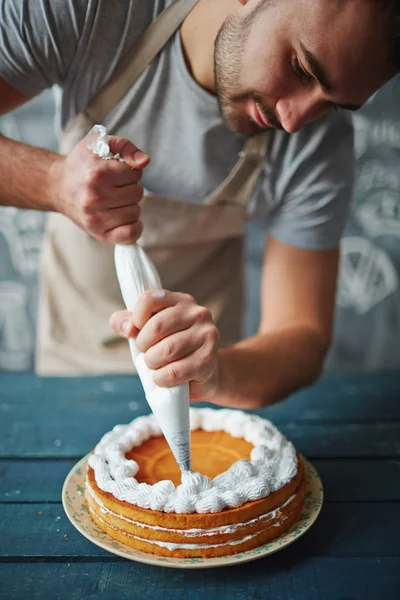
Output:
top-left (0, 0), bottom-right (354, 249)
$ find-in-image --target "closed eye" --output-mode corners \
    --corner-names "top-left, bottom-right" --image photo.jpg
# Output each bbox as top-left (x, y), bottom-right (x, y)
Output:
top-left (338, 103), bottom-right (362, 112)
top-left (291, 57), bottom-right (313, 85)
top-left (332, 103), bottom-right (363, 113)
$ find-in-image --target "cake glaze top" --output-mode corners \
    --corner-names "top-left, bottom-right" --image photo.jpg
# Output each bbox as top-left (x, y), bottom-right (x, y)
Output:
top-left (88, 408), bottom-right (298, 514)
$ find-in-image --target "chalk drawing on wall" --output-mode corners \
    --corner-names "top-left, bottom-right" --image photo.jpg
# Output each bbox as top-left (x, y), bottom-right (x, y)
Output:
top-left (337, 236), bottom-right (398, 315)
top-left (356, 160), bottom-right (400, 194)
top-left (0, 208), bottom-right (45, 276)
top-left (352, 113), bottom-right (400, 160)
top-left (356, 191), bottom-right (400, 239)
top-left (0, 281), bottom-right (33, 370)
top-left (352, 115), bottom-right (370, 159)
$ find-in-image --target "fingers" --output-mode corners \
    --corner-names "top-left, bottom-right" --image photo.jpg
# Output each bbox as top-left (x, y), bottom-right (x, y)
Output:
top-left (132, 290), bottom-right (195, 332)
top-left (110, 291), bottom-right (194, 339)
top-left (81, 196), bottom-right (142, 243)
top-left (143, 327), bottom-right (203, 370)
top-left (81, 181), bottom-right (143, 216)
top-left (102, 219), bottom-right (144, 244)
top-left (108, 136), bottom-right (150, 169)
top-left (109, 310), bottom-right (139, 338)
top-left (152, 339), bottom-right (217, 388)
top-left (92, 159), bottom-right (144, 189)
top-left (135, 304), bottom-right (197, 352)
top-left (104, 182), bottom-right (144, 208)
top-left (109, 291), bottom-right (220, 402)
top-left (103, 204), bottom-right (141, 231)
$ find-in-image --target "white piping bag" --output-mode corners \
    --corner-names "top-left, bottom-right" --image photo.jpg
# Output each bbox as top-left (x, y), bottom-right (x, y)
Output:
top-left (86, 125), bottom-right (192, 472)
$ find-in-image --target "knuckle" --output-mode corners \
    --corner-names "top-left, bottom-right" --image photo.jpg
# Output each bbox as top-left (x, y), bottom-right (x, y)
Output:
top-left (200, 341), bottom-right (215, 365)
top-left (81, 191), bottom-right (99, 213)
top-left (105, 230), bottom-right (120, 244)
top-left (207, 325), bottom-right (220, 344)
top-left (83, 167), bottom-right (99, 189)
top-left (117, 220), bottom-right (143, 244)
top-left (90, 166), bottom-right (107, 187)
top-left (161, 338), bottom-right (176, 360)
top-left (133, 184), bottom-right (144, 202)
top-left (168, 364), bottom-right (182, 384)
top-left (131, 219), bottom-right (143, 239)
top-left (182, 293), bottom-right (196, 305)
top-left (195, 305), bottom-right (212, 324)
top-left (150, 317), bottom-right (164, 340)
top-left (82, 212), bottom-right (101, 232)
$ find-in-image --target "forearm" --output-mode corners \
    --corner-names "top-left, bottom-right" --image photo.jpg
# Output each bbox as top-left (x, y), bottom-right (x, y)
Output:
top-left (216, 326), bottom-right (329, 409)
top-left (0, 134), bottom-right (62, 211)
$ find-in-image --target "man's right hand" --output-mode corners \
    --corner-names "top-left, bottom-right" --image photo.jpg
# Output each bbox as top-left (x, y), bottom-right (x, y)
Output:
top-left (0, 78), bottom-right (149, 243)
top-left (51, 135), bottom-right (150, 244)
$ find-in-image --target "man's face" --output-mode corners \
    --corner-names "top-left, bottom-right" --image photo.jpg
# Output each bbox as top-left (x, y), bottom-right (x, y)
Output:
top-left (214, 0), bottom-right (397, 136)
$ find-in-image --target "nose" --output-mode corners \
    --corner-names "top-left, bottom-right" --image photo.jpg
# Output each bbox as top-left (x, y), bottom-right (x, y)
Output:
top-left (276, 91), bottom-right (330, 134)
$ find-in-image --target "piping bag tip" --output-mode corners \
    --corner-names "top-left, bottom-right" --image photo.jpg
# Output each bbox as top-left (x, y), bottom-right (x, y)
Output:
top-left (179, 459), bottom-right (192, 473)
top-left (172, 435), bottom-right (192, 473)
top-left (132, 352), bottom-right (192, 476)
top-left (144, 382), bottom-right (192, 475)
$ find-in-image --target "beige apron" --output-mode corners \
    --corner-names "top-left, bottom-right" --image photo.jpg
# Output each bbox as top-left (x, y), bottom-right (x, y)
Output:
top-left (36, 0), bottom-right (270, 375)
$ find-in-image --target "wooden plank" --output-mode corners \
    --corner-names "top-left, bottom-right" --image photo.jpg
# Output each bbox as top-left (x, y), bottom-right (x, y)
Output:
top-left (1, 372), bottom-right (400, 423)
top-left (1, 373), bottom-right (400, 457)
top-left (2, 419), bottom-right (400, 458)
top-left (0, 376), bottom-right (145, 458)
top-left (1, 503), bottom-right (399, 559)
top-left (266, 371), bottom-right (400, 421)
top-left (1, 558), bottom-right (399, 600)
top-left (282, 422), bottom-right (400, 458)
top-left (2, 459), bottom-right (400, 503)
top-left (312, 459), bottom-right (400, 501)
top-left (0, 459), bottom-right (75, 503)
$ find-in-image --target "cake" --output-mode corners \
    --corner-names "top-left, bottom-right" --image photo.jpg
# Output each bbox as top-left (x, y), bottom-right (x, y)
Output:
top-left (85, 408), bottom-right (306, 558)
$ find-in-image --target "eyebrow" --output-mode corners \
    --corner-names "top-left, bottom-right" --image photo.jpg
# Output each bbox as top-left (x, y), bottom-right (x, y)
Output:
top-left (300, 42), bottom-right (363, 112)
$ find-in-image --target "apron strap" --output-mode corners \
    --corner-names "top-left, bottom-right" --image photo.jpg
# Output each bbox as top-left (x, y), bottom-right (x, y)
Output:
top-left (84, 0), bottom-right (199, 124)
top-left (206, 131), bottom-right (272, 210)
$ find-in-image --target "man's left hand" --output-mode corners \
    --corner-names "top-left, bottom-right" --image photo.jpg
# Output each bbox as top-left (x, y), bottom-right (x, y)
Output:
top-left (109, 290), bottom-right (220, 401)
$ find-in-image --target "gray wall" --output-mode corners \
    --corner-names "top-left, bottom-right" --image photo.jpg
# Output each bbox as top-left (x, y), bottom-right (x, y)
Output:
top-left (1, 81), bottom-right (399, 372)
top-left (326, 81), bottom-right (400, 370)
top-left (0, 90), bottom-right (56, 371)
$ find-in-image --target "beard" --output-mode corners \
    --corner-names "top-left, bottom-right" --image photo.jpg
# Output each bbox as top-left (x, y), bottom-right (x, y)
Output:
top-left (214, 13), bottom-right (282, 136)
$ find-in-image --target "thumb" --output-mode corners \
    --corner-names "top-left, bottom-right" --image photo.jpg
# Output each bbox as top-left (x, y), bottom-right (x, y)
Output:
top-left (109, 310), bottom-right (139, 338)
top-left (108, 136), bottom-right (151, 169)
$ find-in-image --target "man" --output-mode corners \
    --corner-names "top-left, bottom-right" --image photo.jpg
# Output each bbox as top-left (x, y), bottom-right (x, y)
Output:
top-left (0, 0), bottom-right (398, 408)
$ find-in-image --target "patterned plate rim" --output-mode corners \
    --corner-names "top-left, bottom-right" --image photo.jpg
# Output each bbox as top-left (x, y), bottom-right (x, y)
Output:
top-left (62, 453), bottom-right (323, 569)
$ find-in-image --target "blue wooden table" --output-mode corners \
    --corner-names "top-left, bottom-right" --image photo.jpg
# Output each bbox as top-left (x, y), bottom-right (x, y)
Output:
top-left (1, 372), bottom-right (400, 599)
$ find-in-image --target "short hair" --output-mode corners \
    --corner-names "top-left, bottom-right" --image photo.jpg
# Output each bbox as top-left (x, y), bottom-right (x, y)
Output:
top-left (385, 0), bottom-right (400, 70)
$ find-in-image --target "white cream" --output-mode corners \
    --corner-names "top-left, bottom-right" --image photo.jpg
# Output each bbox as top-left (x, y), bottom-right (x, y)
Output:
top-left (86, 480), bottom-right (295, 537)
top-left (89, 408), bottom-right (298, 514)
top-left (89, 506), bottom-right (289, 551)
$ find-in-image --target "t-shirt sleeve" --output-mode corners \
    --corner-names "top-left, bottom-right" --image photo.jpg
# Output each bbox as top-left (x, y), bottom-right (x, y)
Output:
top-left (263, 110), bottom-right (355, 250)
top-left (0, 0), bottom-right (90, 97)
